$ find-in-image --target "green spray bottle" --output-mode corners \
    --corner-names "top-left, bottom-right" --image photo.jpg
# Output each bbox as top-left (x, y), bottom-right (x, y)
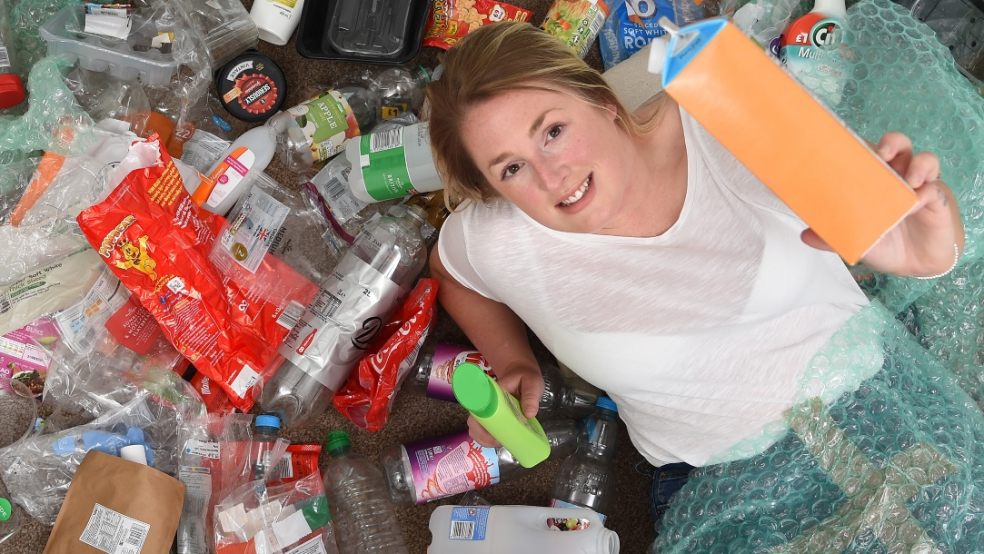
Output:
top-left (451, 362), bottom-right (551, 468)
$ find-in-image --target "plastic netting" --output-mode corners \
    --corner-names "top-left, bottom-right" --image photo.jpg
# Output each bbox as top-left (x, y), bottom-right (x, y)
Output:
top-left (654, 1), bottom-right (984, 551)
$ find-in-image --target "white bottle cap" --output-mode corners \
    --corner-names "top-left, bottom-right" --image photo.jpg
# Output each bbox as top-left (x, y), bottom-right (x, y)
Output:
top-left (120, 445), bottom-right (148, 466)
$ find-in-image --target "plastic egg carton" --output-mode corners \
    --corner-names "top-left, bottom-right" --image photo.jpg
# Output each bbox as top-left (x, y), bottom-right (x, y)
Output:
top-left (40, 5), bottom-right (179, 87)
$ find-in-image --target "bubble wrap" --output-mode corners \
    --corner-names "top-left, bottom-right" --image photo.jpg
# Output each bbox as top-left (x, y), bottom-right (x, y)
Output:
top-left (653, 303), bottom-right (984, 552)
top-left (652, 3), bottom-right (984, 550)
top-left (8, 0), bottom-right (79, 78)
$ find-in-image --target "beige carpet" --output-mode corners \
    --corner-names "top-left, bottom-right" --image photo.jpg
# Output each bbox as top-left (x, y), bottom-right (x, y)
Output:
top-left (4, 0), bottom-right (657, 552)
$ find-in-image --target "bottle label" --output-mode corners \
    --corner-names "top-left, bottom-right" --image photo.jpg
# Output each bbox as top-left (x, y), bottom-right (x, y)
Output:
top-left (206, 147), bottom-right (256, 209)
top-left (449, 506), bottom-right (490, 541)
top-left (548, 499), bottom-right (607, 524)
top-left (406, 431), bottom-right (500, 504)
top-left (778, 14), bottom-right (847, 106)
top-left (219, 185), bottom-right (290, 273)
top-left (287, 91), bottom-right (360, 163)
top-left (425, 344), bottom-right (492, 402)
top-left (278, 254), bottom-right (401, 391)
top-left (357, 128), bottom-right (415, 201)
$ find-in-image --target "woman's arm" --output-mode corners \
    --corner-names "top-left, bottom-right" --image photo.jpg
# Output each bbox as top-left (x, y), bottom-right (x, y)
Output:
top-left (801, 132), bottom-right (965, 278)
top-left (429, 246), bottom-right (545, 446)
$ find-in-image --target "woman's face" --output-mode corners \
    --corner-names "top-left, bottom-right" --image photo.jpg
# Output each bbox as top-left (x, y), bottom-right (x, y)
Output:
top-left (460, 86), bottom-right (640, 234)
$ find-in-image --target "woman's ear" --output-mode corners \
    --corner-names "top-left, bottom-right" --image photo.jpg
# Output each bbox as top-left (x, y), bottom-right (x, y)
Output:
top-left (602, 103), bottom-right (618, 122)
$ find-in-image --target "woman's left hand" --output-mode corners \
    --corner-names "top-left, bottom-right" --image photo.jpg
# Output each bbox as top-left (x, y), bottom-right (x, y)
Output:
top-left (801, 132), bottom-right (964, 277)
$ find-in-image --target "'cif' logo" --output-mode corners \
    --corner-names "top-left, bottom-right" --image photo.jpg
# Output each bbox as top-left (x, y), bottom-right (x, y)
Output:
top-left (810, 19), bottom-right (842, 49)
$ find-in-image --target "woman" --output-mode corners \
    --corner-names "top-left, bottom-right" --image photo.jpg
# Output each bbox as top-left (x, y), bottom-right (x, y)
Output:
top-left (426, 21), bottom-right (971, 548)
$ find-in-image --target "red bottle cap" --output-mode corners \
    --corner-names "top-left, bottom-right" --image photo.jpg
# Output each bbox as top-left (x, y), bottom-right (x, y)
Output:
top-left (0, 73), bottom-right (26, 109)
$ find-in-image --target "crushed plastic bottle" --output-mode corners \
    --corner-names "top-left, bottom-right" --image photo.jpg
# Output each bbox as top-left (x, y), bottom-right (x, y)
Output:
top-left (322, 431), bottom-right (409, 554)
top-left (550, 396), bottom-right (619, 519)
top-left (260, 204), bottom-right (430, 427)
top-left (381, 419), bottom-right (580, 505)
top-left (366, 66), bottom-right (432, 121)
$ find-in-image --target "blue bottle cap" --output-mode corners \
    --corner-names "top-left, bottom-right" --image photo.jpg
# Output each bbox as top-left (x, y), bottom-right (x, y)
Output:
top-left (596, 396), bottom-right (618, 413)
top-left (256, 414), bottom-right (281, 430)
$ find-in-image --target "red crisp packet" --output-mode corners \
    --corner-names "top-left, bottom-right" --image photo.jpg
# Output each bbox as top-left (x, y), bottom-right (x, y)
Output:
top-left (423, 0), bottom-right (533, 50)
top-left (76, 137), bottom-right (318, 412)
top-left (334, 279), bottom-right (438, 432)
top-left (268, 444), bottom-right (322, 486)
top-left (105, 297), bottom-right (164, 356)
top-left (187, 369), bottom-right (237, 414)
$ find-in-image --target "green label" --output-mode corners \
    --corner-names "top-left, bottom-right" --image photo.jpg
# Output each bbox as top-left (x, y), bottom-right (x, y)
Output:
top-left (288, 91), bottom-right (354, 162)
top-left (0, 497), bottom-right (11, 522)
top-left (359, 129), bottom-right (414, 201)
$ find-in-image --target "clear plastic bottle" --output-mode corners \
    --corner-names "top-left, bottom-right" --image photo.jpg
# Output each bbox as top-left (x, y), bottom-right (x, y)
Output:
top-left (260, 204), bottom-right (430, 427)
top-left (411, 339), bottom-right (600, 418)
top-left (250, 414), bottom-right (281, 480)
top-left (550, 396), bottom-right (619, 518)
top-left (322, 431), bottom-right (408, 554)
top-left (381, 419), bottom-right (580, 505)
top-left (369, 66), bottom-right (432, 121)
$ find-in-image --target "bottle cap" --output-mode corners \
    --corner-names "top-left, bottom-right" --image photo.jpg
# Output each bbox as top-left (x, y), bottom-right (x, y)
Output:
top-left (326, 430), bottom-right (350, 454)
top-left (0, 497), bottom-right (11, 522)
top-left (256, 414), bottom-right (282, 430)
top-left (0, 74), bottom-right (26, 110)
top-left (452, 363), bottom-right (498, 418)
top-left (596, 396), bottom-right (618, 413)
top-left (120, 444), bottom-right (148, 465)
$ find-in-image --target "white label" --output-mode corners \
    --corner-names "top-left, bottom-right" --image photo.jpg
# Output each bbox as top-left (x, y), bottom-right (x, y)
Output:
top-left (0, 46), bottom-right (10, 70)
top-left (272, 509), bottom-right (313, 549)
top-left (284, 534), bottom-right (328, 554)
top-left (79, 503), bottom-right (151, 554)
top-left (183, 439), bottom-right (220, 459)
top-left (53, 269), bottom-right (126, 354)
top-left (276, 301), bottom-right (305, 331)
top-left (229, 364), bottom-right (259, 398)
top-left (206, 150), bottom-right (257, 209)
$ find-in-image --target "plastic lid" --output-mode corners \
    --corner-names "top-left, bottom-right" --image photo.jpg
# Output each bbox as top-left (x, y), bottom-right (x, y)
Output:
top-left (326, 430), bottom-right (350, 453)
top-left (0, 74), bottom-right (26, 109)
top-left (596, 396), bottom-right (618, 413)
top-left (120, 444), bottom-right (148, 465)
top-left (0, 497), bottom-right (11, 522)
top-left (452, 363), bottom-right (498, 418)
top-left (256, 414), bottom-right (281, 430)
top-left (215, 51), bottom-right (286, 123)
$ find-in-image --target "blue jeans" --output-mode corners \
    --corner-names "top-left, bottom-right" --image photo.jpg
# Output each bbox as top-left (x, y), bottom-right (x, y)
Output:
top-left (648, 462), bottom-right (694, 533)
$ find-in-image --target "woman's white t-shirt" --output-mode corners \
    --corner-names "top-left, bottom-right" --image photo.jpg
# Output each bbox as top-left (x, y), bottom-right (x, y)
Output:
top-left (438, 109), bottom-right (869, 467)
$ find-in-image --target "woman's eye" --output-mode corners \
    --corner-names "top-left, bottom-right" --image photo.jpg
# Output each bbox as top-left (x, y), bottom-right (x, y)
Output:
top-left (547, 124), bottom-right (564, 140)
top-left (502, 163), bottom-right (522, 179)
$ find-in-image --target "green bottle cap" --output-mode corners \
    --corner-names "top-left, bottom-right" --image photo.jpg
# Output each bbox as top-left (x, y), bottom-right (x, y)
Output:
top-left (452, 363), bottom-right (498, 418)
top-left (326, 431), bottom-right (350, 454)
top-left (301, 495), bottom-right (332, 528)
top-left (0, 497), bottom-right (11, 522)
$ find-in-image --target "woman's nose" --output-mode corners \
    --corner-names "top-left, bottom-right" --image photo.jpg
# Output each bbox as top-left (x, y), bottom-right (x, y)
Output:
top-left (537, 159), bottom-right (572, 193)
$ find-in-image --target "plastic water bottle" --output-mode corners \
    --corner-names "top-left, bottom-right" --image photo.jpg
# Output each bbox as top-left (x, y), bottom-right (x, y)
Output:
top-left (550, 396), bottom-right (619, 518)
top-left (410, 340), bottom-right (600, 418)
top-left (369, 66), bottom-right (432, 121)
top-left (260, 204), bottom-right (430, 427)
top-left (322, 431), bottom-right (408, 554)
top-left (344, 121), bottom-right (443, 204)
top-left (250, 414), bottom-right (281, 480)
top-left (381, 419), bottom-right (580, 505)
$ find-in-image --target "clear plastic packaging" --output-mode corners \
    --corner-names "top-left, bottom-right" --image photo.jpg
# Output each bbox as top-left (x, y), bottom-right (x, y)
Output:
top-left (899, 0), bottom-right (984, 81)
top-left (172, 0), bottom-right (259, 68)
top-left (550, 397), bottom-right (619, 518)
top-left (0, 389), bottom-right (204, 525)
top-left (0, 382), bottom-right (34, 546)
top-left (323, 431), bottom-right (407, 554)
top-left (327, 0), bottom-right (416, 59)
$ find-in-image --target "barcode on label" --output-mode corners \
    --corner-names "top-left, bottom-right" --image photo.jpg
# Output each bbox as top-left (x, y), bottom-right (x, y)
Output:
top-left (0, 293), bottom-right (10, 314)
top-left (588, 11), bottom-right (606, 37)
top-left (0, 47), bottom-right (9, 70)
top-left (277, 301), bottom-right (305, 330)
top-left (450, 520), bottom-right (475, 540)
top-left (370, 129), bottom-right (402, 153)
top-left (125, 525), bottom-right (146, 547)
top-left (323, 175), bottom-right (348, 202)
top-left (271, 453), bottom-right (293, 479)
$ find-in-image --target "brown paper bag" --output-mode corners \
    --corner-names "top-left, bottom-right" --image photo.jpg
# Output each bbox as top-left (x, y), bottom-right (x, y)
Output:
top-left (44, 450), bottom-right (185, 554)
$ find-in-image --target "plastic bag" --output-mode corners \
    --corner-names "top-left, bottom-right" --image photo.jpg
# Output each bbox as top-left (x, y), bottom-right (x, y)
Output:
top-left (76, 137), bottom-right (318, 412)
top-left (599, 0), bottom-right (677, 70)
top-left (0, 387), bottom-right (204, 525)
top-left (214, 472), bottom-right (339, 554)
top-left (334, 278), bottom-right (439, 431)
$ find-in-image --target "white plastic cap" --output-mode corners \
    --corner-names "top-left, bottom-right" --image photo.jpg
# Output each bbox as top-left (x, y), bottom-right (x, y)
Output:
top-left (120, 445), bottom-right (148, 466)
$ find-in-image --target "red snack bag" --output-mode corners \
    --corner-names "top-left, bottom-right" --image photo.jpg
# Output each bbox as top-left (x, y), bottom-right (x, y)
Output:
top-left (187, 369), bottom-right (237, 414)
top-left (76, 138), bottom-right (318, 412)
top-left (333, 278), bottom-right (439, 431)
top-left (268, 444), bottom-right (323, 486)
top-left (423, 0), bottom-right (533, 50)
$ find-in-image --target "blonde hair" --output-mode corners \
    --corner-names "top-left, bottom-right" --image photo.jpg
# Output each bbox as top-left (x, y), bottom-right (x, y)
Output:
top-left (427, 21), bottom-right (655, 207)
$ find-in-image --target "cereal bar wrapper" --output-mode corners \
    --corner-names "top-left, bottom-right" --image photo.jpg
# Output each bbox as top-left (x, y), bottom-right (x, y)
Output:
top-left (423, 0), bottom-right (533, 50)
top-left (76, 137), bottom-right (318, 412)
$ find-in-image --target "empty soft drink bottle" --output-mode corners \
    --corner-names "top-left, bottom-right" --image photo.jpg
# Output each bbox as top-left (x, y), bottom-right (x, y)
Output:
top-left (411, 339), bottom-right (600, 418)
top-left (322, 431), bottom-right (408, 554)
top-left (260, 204), bottom-right (429, 427)
top-left (381, 419), bottom-right (580, 505)
top-left (250, 414), bottom-right (281, 480)
top-left (550, 396), bottom-right (619, 519)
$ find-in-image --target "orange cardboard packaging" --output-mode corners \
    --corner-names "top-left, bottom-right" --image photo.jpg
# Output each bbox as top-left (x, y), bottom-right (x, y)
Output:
top-left (649, 18), bottom-right (917, 264)
top-left (43, 451), bottom-right (185, 554)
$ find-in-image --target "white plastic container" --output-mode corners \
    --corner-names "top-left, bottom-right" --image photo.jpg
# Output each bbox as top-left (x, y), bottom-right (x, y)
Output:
top-left (192, 125), bottom-right (277, 215)
top-left (344, 121), bottom-right (443, 204)
top-left (428, 505), bottom-right (620, 553)
top-left (250, 0), bottom-right (306, 46)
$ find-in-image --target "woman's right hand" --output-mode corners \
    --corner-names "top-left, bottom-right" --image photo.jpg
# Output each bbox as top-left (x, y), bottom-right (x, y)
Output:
top-left (466, 362), bottom-right (545, 448)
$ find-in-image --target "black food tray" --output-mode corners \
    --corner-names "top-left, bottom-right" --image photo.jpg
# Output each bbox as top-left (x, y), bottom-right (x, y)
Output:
top-left (296, 0), bottom-right (433, 64)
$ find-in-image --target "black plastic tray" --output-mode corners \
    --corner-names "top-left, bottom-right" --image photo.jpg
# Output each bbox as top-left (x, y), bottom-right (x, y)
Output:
top-left (296, 0), bottom-right (432, 64)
